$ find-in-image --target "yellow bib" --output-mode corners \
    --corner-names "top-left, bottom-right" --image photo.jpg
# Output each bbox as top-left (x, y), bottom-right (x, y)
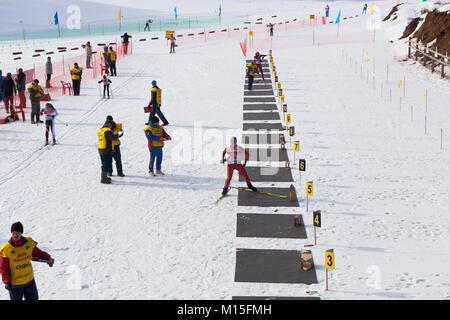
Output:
top-left (145, 125), bottom-right (164, 147)
top-left (0, 237), bottom-right (37, 286)
top-left (98, 127), bottom-right (112, 149)
top-left (28, 84), bottom-right (42, 98)
top-left (152, 87), bottom-right (162, 105)
top-left (71, 67), bottom-right (82, 80)
top-left (112, 123), bottom-right (122, 147)
top-left (109, 51), bottom-right (117, 61)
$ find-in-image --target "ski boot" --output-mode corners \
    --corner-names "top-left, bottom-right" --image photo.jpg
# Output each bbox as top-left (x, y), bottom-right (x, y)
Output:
top-left (108, 172), bottom-right (113, 177)
top-left (101, 171), bottom-right (111, 184)
top-left (156, 170), bottom-right (165, 175)
top-left (52, 138), bottom-right (56, 145)
top-left (247, 184), bottom-right (258, 192)
top-left (45, 139), bottom-right (49, 146)
top-left (117, 172), bottom-right (125, 177)
top-left (222, 187), bottom-right (229, 196)
top-left (149, 171), bottom-right (155, 177)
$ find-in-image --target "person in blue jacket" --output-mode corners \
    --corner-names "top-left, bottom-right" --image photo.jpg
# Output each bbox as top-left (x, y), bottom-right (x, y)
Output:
top-left (325, 5), bottom-right (330, 18)
top-left (144, 116), bottom-right (171, 176)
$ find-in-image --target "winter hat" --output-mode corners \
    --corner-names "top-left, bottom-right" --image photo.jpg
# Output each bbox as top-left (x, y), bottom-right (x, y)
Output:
top-left (103, 75), bottom-right (107, 79)
top-left (151, 116), bottom-right (159, 123)
top-left (106, 115), bottom-right (113, 121)
top-left (11, 222), bottom-right (23, 233)
top-left (151, 80), bottom-right (157, 86)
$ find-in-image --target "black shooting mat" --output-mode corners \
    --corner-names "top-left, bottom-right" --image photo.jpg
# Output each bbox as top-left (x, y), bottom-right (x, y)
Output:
top-left (242, 133), bottom-right (285, 145)
top-left (238, 166), bottom-right (293, 182)
top-left (243, 112), bottom-right (280, 121)
top-left (243, 104), bottom-right (277, 111)
top-left (236, 213), bottom-right (306, 239)
top-left (234, 248), bottom-right (318, 284)
top-left (246, 148), bottom-right (289, 162)
top-left (243, 85), bottom-right (273, 90)
top-left (244, 79), bottom-right (271, 84)
top-left (244, 90), bottom-right (274, 96)
top-left (244, 97), bottom-right (276, 103)
top-left (237, 187), bottom-right (299, 207)
top-left (243, 122), bottom-right (283, 131)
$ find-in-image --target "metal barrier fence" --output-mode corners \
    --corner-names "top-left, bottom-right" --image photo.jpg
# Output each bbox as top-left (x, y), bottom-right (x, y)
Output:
top-left (408, 37), bottom-right (449, 78)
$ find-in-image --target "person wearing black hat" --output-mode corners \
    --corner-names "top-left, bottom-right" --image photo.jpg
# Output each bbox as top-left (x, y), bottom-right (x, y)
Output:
top-left (0, 222), bottom-right (54, 300)
top-left (97, 120), bottom-right (121, 183)
top-left (106, 115), bottom-right (125, 177)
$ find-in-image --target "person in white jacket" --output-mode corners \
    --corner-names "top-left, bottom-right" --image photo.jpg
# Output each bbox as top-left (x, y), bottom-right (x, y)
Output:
top-left (45, 57), bottom-right (53, 88)
top-left (41, 103), bottom-right (58, 145)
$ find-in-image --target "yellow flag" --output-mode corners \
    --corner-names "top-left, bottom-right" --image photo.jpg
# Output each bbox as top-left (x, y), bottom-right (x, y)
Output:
top-left (398, 80), bottom-right (402, 88)
top-left (369, 3), bottom-right (375, 15)
top-left (118, 9), bottom-right (122, 21)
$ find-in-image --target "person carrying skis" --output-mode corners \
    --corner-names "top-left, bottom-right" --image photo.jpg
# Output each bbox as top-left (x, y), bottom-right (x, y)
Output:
top-left (0, 222), bottom-right (54, 300)
top-left (121, 32), bottom-right (132, 54)
top-left (221, 137), bottom-right (257, 196)
top-left (144, 116), bottom-right (171, 176)
top-left (98, 120), bottom-right (121, 184)
top-left (325, 5), bottom-right (330, 18)
top-left (70, 63), bottom-right (83, 96)
top-left (106, 115), bottom-right (125, 177)
top-left (40, 103), bottom-right (58, 145)
top-left (246, 61), bottom-right (256, 90)
top-left (108, 46), bottom-right (117, 76)
top-left (146, 80), bottom-right (169, 126)
top-left (169, 34), bottom-right (176, 53)
top-left (27, 79), bottom-right (43, 124)
top-left (254, 52), bottom-right (266, 80)
top-left (98, 75), bottom-right (112, 99)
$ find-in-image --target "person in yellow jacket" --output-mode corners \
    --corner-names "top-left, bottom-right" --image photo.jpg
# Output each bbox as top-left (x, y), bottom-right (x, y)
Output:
top-left (106, 115), bottom-right (124, 177)
top-left (0, 222), bottom-right (54, 300)
top-left (246, 61), bottom-right (257, 90)
top-left (70, 62), bottom-right (83, 96)
top-left (144, 116), bottom-right (171, 176)
top-left (98, 120), bottom-right (120, 184)
top-left (108, 46), bottom-right (117, 76)
top-left (27, 79), bottom-right (44, 124)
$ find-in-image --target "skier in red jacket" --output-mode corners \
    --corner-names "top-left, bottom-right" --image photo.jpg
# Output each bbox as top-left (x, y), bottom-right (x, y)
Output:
top-left (221, 137), bottom-right (257, 196)
top-left (254, 52), bottom-right (266, 80)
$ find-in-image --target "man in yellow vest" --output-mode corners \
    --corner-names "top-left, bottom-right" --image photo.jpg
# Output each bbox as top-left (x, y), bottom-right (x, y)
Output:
top-left (144, 116), bottom-right (171, 176)
top-left (70, 62), bottom-right (83, 96)
top-left (108, 46), bottom-right (117, 76)
top-left (0, 222), bottom-right (54, 300)
top-left (146, 80), bottom-right (168, 126)
top-left (27, 79), bottom-right (44, 124)
top-left (106, 115), bottom-right (124, 177)
top-left (98, 120), bottom-right (120, 184)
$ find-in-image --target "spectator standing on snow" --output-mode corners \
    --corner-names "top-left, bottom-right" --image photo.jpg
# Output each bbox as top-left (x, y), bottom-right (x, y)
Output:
top-left (106, 115), bottom-right (125, 177)
top-left (27, 79), bottom-right (43, 124)
top-left (144, 19), bottom-right (152, 31)
top-left (325, 5), bottom-right (330, 18)
top-left (269, 23), bottom-right (274, 37)
top-left (85, 41), bottom-right (93, 68)
top-left (121, 32), bottom-right (132, 54)
top-left (98, 75), bottom-right (112, 99)
top-left (246, 61), bottom-right (256, 90)
top-left (0, 222), bottom-right (54, 301)
top-left (97, 120), bottom-right (121, 184)
top-left (41, 103), bottom-right (58, 145)
top-left (102, 46), bottom-right (110, 70)
top-left (363, 3), bottom-right (368, 14)
top-left (221, 137), bottom-right (257, 196)
top-left (15, 68), bottom-right (26, 110)
top-left (45, 57), bottom-right (53, 88)
top-left (70, 63), bottom-right (83, 96)
top-left (108, 46), bottom-right (117, 76)
top-left (144, 116), bottom-right (171, 176)
top-left (169, 34), bottom-right (176, 53)
top-left (1, 72), bottom-right (16, 114)
top-left (146, 80), bottom-right (169, 126)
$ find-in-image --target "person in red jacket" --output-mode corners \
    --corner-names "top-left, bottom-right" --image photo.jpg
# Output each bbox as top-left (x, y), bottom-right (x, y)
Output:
top-left (254, 52), bottom-right (266, 80)
top-left (221, 137), bottom-right (257, 196)
top-left (0, 222), bottom-right (54, 300)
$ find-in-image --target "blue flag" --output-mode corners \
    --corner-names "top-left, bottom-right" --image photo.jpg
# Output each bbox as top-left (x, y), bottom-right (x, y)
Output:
top-left (54, 11), bottom-right (59, 25)
top-left (174, 7), bottom-right (178, 20)
top-left (335, 9), bottom-right (341, 24)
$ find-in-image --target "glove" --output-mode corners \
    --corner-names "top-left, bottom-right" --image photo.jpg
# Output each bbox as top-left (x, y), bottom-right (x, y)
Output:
top-left (243, 162), bottom-right (247, 167)
top-left (221, 159), bottom-right (226, 164)
top-left (47, 258), bottom-right (55, 267)
top-left (5, 283), bottom-right (12, 292)
top-left (118, 131), bottom-right (124, 137)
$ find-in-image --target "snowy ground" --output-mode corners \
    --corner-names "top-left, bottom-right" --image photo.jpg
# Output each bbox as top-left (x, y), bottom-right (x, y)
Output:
top-left (0, 0), bottom-right (449, 299)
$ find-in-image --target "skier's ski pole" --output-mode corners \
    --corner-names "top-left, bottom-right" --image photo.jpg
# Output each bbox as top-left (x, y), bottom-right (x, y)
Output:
top-left (98, 83), bottom-right (102, 98)
top-left (31, 258), bottom-right (50, 263)
top-left (55, 118), bottom-right (68, 126)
